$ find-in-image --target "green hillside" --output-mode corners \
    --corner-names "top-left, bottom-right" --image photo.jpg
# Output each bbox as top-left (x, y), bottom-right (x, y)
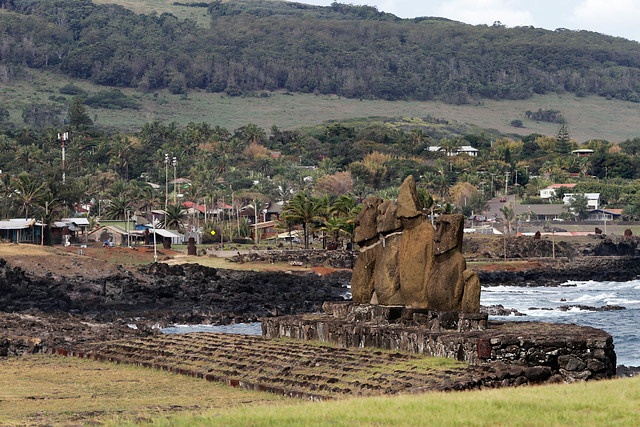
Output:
top-left (2, 68), bottom-right (639, 143)
top-left (2, 0), bottom-right (640, 104)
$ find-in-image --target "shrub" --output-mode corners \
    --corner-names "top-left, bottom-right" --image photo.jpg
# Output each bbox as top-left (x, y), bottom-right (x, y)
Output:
top-left (84, 89), bottom-right (141, 110)
top-left (59, 84), bottom-right (87, 97)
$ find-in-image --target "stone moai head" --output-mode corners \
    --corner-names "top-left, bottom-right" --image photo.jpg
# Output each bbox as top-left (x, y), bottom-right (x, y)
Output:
top-left (433, 214), bottom-right (464, 256)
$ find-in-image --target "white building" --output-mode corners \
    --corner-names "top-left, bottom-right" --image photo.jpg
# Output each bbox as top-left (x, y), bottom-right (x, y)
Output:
top-left (539, 183), bottom-right (577, 199)
top-left (428, 145), bottom-right (479, 157)
top-left (563, 193), bottom-right (600, 209)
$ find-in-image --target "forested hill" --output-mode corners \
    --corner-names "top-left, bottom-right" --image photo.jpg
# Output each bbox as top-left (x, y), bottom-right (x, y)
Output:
top-left (2, 0), bottom-right (640, 103)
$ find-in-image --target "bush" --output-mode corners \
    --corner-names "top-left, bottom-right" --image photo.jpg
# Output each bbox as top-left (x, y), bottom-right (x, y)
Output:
top-left (59, 84), bottom-right (87, 97)
top-left (84, 89), bottom-right (141, 110)
top-left (524, 109), bottom-right (564, 123)
top-left (510, 119), bottom-right (524, 128)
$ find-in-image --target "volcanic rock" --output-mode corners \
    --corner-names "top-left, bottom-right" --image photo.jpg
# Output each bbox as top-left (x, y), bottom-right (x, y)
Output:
top-left (352, 175), bottom-right (480, 313)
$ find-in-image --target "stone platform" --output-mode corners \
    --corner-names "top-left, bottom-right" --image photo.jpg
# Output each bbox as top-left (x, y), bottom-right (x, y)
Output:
top-left (262, 303), bottom-right (617, 383)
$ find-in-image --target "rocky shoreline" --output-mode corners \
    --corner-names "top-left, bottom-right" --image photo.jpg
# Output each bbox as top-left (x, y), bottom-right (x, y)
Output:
top-left (475, 256), bottom-right (640, 286)
top-left (0, 259), bottom-right (350, 327)
top-left (1, 255), bottom-right (639, 378)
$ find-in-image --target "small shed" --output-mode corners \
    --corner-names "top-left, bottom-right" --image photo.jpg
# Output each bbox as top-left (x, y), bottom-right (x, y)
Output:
top-left (149, 228), bottom-right (184, 245)
top-left (88, 225), bottom-right (129, 246)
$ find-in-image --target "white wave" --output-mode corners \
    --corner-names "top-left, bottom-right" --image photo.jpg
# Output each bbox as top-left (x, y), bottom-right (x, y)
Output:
top-left (570, 293), bottom-right (616, 304)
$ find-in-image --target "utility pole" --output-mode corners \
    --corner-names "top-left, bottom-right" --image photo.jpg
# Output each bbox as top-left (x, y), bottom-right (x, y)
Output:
top-left (172, 156), bottom-right (177, 203)
top-left (254, 201), bottom-right (259, 245)
top-left (504, 171), bottom-right (510, 197)
top-left (490, 174), bottom-right (495, 198)
top-left (164, 153), bottom-right (169, 229)
top-left (41, 201), bottom-right (47, 246)
top-left (152, 216), bottom-right (158, 263)
top-left (126, 208), bottom-right (131, 248)
top-left (58, 132), bottom-right (69, 184)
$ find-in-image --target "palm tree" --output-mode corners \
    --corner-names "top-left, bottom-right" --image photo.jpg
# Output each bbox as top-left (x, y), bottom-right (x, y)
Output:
top-left (500, 205), bottom-right (515, 234)
top-left (240, 123), bottom-right (266, 145)
top-left (329, 194), bottom-right (361, 249)
top-left (165, 203), bottom-right (187, 230)
top-left (14, 174), bottom-right (45, 219)
top-left (410, 128), bottom-right (428, 145)
top-left (439, 137), bottom-right (461, 156)
top-left (104, 195), bottom-right (129, 220)
top-left (35, 191), bottom-right (62, 245)
top-left (282, 192), bottom-right (324, 249)
top-left (276, 215), bottom-right (297, 249)
top-left (135, 185), bottom-right (156, 214)
top-left (0, 172), bottom-right (14, 218)
top-left (108, 135), bottom-right (134, 179)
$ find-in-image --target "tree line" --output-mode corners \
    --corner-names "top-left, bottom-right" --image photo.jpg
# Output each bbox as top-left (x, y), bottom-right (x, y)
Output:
top-left (5, 95), bottom-right (640, 234)
top-left (1, 0), bottom-right (640, 103)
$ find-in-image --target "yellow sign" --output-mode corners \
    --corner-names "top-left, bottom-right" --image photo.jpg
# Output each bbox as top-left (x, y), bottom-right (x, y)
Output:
top-left (210, 230), bottom-right (216, 236)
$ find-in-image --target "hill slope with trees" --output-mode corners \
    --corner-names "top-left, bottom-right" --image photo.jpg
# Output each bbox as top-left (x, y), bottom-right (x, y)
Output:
top-left (1, 0), bottom-right (640, 103)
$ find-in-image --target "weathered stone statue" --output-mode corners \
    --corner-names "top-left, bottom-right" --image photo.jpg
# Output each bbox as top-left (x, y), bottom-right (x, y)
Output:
top-left (351, 175), bottom-right (480, 313)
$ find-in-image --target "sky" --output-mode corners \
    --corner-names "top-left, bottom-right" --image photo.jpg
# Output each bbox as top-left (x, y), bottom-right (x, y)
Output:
top-left (300, 0), bottom-right (640, 43)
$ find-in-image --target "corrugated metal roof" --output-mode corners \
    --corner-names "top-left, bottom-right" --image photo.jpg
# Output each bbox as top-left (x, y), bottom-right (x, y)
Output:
top-left (514, 204), bottom-right (566, 215)
top-left (151, 229), bottom-right (183, 238)
top-left (0, 219), bottom-right (37, 230)
top-left (62, 217), bottom-right (90, 226)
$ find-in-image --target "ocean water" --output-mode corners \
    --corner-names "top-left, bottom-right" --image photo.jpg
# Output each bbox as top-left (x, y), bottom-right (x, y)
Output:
top-left (161, 280), bottom-right (639, 366)
top-left (162, 322), bottom-right (262, 335)
top-left (482, 280), bottom-right (640, 366)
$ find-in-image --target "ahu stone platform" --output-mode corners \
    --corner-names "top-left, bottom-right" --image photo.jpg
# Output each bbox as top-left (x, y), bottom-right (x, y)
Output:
top-left (262, 303), bottom-right (617, 383)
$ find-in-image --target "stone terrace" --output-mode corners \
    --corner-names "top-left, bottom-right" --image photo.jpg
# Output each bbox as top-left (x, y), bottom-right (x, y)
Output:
top-left (56, 332), bottom-right (576, 401)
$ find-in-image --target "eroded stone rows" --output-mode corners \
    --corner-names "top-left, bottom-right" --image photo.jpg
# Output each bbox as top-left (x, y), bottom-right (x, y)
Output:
top-left (64, 332), bottom-right (500, 400)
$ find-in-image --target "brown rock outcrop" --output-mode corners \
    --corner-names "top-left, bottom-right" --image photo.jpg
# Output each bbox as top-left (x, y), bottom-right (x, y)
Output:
top-left (352, 175), bottom-right (480, 313)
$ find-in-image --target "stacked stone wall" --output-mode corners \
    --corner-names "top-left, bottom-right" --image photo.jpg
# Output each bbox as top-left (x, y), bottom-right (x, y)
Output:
top-left (262, 314), bottom-right (616, 383)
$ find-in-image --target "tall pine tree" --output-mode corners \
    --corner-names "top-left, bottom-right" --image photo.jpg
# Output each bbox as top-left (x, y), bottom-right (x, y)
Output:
top-left (67, 96), bottom-right (93, 130)
top-left (554, 123), bottom-right (572, 154)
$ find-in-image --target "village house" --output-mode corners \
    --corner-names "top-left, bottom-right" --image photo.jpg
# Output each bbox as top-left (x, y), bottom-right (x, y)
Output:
top-left (539, 183), bottom-right (577, 199)
top-left (427, 145), bottom-right (479, 157)
top-left (514, 204), bottom-right (565, 221)
top-left (563, 193), bottom-right (600, 209)
top-left (0, 218), bottom-right (42, 243)
top-left (587, 208), bottom-right (623, 221)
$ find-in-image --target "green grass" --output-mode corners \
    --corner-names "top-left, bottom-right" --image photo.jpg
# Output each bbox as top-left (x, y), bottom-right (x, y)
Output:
top-left (2, 352), bottom-right (639, 426)
top-left (0, 354), bottom-right (287, 426)
top-left (3, 68), bottom-right (640, 142)
top-left (145, 376), bottom-right (640, 426)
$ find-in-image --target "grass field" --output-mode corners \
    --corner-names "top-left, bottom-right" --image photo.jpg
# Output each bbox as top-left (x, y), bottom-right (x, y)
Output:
top-left (2, 355), bottom-right (639, 426)
top-left (0, 355), bottom-right (287, 426)
top-left (93, 0), bottom-right (214, 27)
top-left (3, 66), bottom-right (640, 142)
top-left (147, 375), bottom-right (640, 427)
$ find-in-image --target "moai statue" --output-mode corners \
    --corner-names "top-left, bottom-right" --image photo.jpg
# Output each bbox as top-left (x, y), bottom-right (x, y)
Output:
top-left (351, 176), bottom-right (480, 313)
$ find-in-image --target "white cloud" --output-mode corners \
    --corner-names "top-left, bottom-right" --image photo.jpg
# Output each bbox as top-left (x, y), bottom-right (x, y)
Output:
top-left (436, 0), bottom-right (536, 27)
top-left (569, 0), bottom-right (640, 41)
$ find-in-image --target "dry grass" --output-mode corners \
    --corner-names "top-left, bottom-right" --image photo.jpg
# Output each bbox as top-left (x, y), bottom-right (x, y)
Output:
top-left (0, 354), bottom-right (288, 426)
top-left (93, 0), bottom-right (213, 27)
